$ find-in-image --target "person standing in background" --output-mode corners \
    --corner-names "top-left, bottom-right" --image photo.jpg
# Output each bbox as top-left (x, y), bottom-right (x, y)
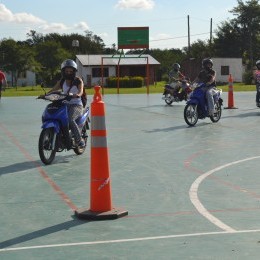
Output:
top-left (0, 69), bottom-right (8, 100)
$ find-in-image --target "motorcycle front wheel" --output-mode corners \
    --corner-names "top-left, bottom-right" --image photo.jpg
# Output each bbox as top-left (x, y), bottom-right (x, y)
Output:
top-left (184, 104), bottom-right (198, 126)
top-left (210, 101), bottom-right (222, 123)
top-left (39, 128), bottom-right (57, 165)
top-left (73, 121), bottom-right (89, 155)
top-left (164, 93), bottom-right (173, 105)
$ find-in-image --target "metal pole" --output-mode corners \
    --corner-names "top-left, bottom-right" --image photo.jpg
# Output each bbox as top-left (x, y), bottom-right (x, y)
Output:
top-left (187, 15), bottom-right (190, 57)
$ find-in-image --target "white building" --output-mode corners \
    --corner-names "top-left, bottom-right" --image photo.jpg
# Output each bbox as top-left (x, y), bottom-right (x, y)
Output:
top-left (5, 70), bottom-right (36, 86)
top-left (212, 58), bottom-right (243, 83)
top-left (76, 54), bottom-right (160, 87)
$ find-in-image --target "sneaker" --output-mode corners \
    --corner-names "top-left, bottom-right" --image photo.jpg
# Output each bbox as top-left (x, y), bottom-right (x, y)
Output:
top-left (209, 110), bottom-right (215, 116)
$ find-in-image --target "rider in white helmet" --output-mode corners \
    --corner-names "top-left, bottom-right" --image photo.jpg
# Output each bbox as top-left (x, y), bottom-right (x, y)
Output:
top-left (48, 59), bottom-right (85, 147)
top-left (168, 63), bottom-right (185, 94)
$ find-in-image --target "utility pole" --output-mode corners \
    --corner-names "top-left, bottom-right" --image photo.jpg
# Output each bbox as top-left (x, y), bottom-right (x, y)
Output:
top-left (72, 40), bottom-right (79, 58)
top-left (210, 18), bottom-right (212, 56)
top-left (187, 15), bottom-right (190, 58)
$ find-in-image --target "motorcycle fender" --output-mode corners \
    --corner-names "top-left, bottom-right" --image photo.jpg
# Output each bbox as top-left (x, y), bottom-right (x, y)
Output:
top-left (42, 121), bottom-right (60, 133)
top-left (187, 98), bottom-right (199, 105)
top-left (76, 107), bottom-right (90, 126)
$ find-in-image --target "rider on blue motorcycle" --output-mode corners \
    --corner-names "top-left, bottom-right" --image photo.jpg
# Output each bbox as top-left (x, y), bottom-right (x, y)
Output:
top-left (48, 59), bottom-right (86, 147)
top-left (193, 58), bottom-right (216, 116)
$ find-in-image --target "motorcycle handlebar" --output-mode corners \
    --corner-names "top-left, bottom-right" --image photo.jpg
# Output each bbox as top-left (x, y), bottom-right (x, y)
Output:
top-left (36, 92), bottom-right (72, 102)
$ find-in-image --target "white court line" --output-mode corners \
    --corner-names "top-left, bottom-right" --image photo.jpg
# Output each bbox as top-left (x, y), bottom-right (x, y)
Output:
top-left (1, 229), bottom-right (260, 252)
top-left (189, 155), bottom-right (260, 232)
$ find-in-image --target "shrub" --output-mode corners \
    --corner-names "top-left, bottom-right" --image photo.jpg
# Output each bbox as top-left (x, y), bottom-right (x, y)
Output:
top-left (106, 76), bottom-right (143, 88)
top-left (243, 70), bottom-right (253, 85)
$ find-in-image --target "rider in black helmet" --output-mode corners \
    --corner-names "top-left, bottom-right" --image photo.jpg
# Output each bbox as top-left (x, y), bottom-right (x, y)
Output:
top-left (193, 58), bottom-right (216, 116)
top-left (48, 59), bottom-right (85, 147)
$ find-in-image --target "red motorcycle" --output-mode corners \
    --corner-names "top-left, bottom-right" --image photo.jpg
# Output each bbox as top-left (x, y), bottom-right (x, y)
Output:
top-left (162, 79), bottom-right (192, 105)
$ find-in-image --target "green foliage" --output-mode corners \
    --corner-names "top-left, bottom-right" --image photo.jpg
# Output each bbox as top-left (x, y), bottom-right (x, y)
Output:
top-left (2, 82), bottom-right (257, 97)
top-left (214, 0), bottom-right (260, 67)
top-left (2, 0), bottom-right (260, 87)
top-left (243, 70), bottom-right (254, 85)
top-left (35, 41), bottom-right (70, 85)
top-left (106, 76), bottom-right (143, 88)
top-left (0, 39), bottom-right (36, 86)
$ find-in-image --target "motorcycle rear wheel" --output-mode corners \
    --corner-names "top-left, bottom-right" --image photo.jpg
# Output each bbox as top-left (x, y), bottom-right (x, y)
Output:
top-left (73, 121), bottom-right (89, 155)
top-left (184, 104), bottom-right (198, 126)
top-left (164, 93), bottom-right (173, 105)
top-left (39, 128), bottom-right (57, 165)
top-left (210, 101), bottom-right (222, 123)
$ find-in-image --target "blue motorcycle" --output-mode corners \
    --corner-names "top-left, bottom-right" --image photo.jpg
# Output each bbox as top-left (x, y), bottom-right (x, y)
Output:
top-left (184, 83), bottom-right (223, 126)
top-left (37, 91), bottom-right (90, 165)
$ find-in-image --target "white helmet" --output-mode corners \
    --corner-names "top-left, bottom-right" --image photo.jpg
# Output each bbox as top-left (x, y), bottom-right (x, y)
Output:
top-left (61, 59), bottom-right (77, 71)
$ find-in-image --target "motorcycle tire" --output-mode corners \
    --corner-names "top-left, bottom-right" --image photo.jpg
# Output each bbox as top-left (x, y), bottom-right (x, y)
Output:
top-left (184, 104), bottom-right (198, 126)
top-left (39, 128), bottom-right (57, 165)
top-left (73, 121), bottom-right (89, 155)
top-left (164, 93), bottom-right (173, 105)
top-left (210, 101), bottom-right (222, 123)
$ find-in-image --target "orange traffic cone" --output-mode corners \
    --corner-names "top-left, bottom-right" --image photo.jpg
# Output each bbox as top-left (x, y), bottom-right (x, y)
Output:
top-left (224, 74), bottom-right (238, 109)
top-left (75, 86), bottom-right (128, 220)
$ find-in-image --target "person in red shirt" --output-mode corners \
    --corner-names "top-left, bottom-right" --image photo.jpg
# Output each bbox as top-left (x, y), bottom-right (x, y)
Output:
top-left (254, 60), bottom-right (260, 107)
top-left (0, 70), bottom-right (8, 99)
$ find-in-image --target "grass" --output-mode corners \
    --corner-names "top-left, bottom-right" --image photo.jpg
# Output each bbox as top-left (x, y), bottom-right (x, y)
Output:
top-left (1, 82), bottom-right (256, 97)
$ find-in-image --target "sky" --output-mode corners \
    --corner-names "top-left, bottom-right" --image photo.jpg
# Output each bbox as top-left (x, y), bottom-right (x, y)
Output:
top-left (0, 0), bottom-right (239, 50)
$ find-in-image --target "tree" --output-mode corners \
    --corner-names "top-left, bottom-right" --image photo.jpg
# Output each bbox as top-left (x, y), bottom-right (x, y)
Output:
top-left (214, 0), bottom-right (260, 68)
top-left (0, 39), bottom-right (36, 86)
top-left (26, 30), bottom-right (44, 45)
top-left (149, 48), bottom-right (185, 81)
top-left (213, 19), bottom-right (243, 58)
top-left (183, 40), bottom-right (211, 59)
top-left (231, 0), bottom-right (260, 67)
top-left (35, 41), bottom-right (70, 85)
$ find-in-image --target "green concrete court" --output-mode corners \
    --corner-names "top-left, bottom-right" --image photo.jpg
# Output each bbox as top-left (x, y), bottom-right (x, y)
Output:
top-left (1, 91), bottom-right (260, 259)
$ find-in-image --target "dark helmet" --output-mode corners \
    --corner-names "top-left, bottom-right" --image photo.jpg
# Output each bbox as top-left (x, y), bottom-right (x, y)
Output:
top-left (61, 59), bottom-right (77, 80)
top-left (173, 63), bottom-right (181, 71)
top-left (256, 60), bottom-right (260, 69)
top-left (202, 58), bottom-right (213, 69)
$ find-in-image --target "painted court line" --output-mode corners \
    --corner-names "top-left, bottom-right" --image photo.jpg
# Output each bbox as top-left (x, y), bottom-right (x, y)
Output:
top-left (0, 123), bottom-right (78, 211)
top-left (1, 229), bottom-right (260, 252)
top-left (189, 155), bottom-right (260, 232)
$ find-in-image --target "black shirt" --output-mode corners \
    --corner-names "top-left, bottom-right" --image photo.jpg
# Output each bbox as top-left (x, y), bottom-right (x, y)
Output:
top-left (197, 68), bottom-right (216, 84)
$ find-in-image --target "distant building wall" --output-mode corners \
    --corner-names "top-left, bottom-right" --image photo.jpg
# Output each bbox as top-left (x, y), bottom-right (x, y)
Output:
top-left (182, 57), bottom-right (243, 83)
top-left (5, 70), bottom-right (36, 86)
top-left (213, 58), bottom-right (243, 83)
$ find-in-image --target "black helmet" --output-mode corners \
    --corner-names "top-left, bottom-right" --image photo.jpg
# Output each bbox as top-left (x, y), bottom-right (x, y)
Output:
top-left (173, 63), bottom-right (181, 71)
top-left (202, 58), bottom-right (213, 69)
top-left (256, 60), bottom-right (260, 69)
top-left (61, 59), bottom-right (77, 71)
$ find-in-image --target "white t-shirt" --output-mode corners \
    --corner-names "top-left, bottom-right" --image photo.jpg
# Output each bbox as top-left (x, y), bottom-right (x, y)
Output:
top-left (62, 80), bottom-right (82, 106)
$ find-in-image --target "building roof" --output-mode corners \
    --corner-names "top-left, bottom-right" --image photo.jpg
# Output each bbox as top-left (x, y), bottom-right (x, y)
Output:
top-left (76, 54), bottom-right (160, 66)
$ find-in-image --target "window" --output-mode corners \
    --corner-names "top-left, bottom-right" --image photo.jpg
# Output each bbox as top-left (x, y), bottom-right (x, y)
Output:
top-left (92, 68), bottom-right (109, 77)
top-left (221, 66), bottom-right (229, 75)
top-left (18, 71), bottom-right (26, 79)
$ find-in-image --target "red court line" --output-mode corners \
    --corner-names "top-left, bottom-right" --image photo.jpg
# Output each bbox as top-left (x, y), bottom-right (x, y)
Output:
top-left (0, 123), bottom-right (78, 211)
